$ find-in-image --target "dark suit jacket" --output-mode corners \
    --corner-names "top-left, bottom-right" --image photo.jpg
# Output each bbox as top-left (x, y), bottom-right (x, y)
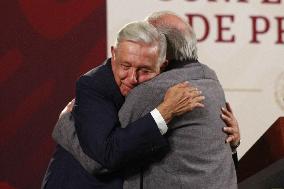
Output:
top-left (42, 59), bottom-right (168, 189)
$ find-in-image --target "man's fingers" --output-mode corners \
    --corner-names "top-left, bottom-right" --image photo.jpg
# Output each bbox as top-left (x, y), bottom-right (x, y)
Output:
top-left (225, 135), bottom-right (234, 143)
top-left (196, 102), bottom-right (205, 108)
top-left (67, 99), bottom-right (74, 106)
top-left (192, 95), bottom-right (205, 103)
top-left (67, 101), bottom-right (73, 108)
top-left (225, 102), bottom-right (233, 113)
top-left (187, 86), bottom-right (200, 93)
top-left (71, 98), bottom-right (75, 104)
top-left (187, 94), bottom-right (205, 110)
top-left (221, 103), bottom-right (240, 147)
top-left (66, 99), bottom-right (75, 112)
top-left (174, 96), bottom-right (205, 116)
top-left (175, 81), bottom-right (191, 88)
top-left (223, 127), bottom-right (235, 134)
top-left (188, 87), bottom-right (202, 94)
top-left (185, 90), bottom-right (202, 100)
top-left (221, 113), bottom-right (232, 124)
top-left (221, 107), bottom-right (233, 117)
top-left (162, 83), bottom-right (204, 121)
top-left (192, 102), bottom-right (205, 109)
top-left (186, 96), bottom-right (205, 110)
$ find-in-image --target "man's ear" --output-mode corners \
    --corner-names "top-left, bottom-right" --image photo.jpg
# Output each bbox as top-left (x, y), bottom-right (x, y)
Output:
top-left (111, 46), bottom-right (116, 64)
top-left (111, 46), bottom-right (115, 58)
top-left (160, 59), bottom-right (169, 72)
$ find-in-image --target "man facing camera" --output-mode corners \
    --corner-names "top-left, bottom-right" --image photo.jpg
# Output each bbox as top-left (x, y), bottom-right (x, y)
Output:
top-left (42, 21), bottom-right (205, 189)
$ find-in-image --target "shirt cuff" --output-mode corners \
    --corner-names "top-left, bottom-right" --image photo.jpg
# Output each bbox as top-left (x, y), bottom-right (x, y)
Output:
top-left (150, 108), bottom-right (168, 135)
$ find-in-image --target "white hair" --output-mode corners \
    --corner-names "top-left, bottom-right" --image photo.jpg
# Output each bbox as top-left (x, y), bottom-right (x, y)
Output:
top-left (115, 21), bottom-right (167, 65)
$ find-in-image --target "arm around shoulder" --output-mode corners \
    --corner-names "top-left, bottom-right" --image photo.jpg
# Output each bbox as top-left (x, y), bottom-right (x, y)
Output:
top-left (73, 75), bottom-right (169, 170)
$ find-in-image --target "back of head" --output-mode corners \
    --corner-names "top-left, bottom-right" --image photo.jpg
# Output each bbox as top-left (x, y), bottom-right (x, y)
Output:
top-left (115, 21), bottom-right (167, 65)
top-left (146, 11), bottom-right (198, 62)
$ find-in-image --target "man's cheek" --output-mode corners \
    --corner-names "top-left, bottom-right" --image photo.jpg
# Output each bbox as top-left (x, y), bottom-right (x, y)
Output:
top-left (118, 70), bottom-right (128, 80)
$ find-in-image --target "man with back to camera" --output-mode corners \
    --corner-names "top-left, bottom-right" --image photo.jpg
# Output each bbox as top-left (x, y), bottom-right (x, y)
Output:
top-left (42, 21), bottom-right (205, 189)
top-left (50, 11), bottom-right (240, 189)
top-left (120, 11), bottom-right (238, 189)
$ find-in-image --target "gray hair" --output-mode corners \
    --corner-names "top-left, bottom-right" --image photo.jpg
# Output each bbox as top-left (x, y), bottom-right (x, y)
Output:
top-left (146, 11), bottom-right (198, 61)
top-left (115, 21), bottom-right (167, 65)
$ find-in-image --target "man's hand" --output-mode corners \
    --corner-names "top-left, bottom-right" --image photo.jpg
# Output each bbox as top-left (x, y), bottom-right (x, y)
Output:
top-left (59, 99), bottom-right (75, 118)
top-left (221, 102), bottom-right (241, 149)
top-left (157, 81), bottom-right (205, 124)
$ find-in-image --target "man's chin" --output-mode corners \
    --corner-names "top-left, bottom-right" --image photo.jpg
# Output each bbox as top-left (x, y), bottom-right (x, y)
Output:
top-left (120, 88), bottom-right (131, 96)
top-left (120, 85), bottom-right (134, 96)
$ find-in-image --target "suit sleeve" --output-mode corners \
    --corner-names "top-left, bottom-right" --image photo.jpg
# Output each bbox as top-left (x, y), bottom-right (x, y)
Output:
top-left (232, 152), bottom-right (238, 169)
top-left (73, 75), bottom-right (169, 170)
top-left (52, 112), bottom-right (109, 175)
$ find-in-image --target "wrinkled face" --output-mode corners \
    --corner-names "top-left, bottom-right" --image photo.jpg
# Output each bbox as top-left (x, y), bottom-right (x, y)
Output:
top-left (111, 40), bottom-right (161, 96)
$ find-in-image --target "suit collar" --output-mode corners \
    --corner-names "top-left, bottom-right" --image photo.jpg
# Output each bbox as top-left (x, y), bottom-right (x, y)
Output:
top-left (104, 58), bottom-right (125, 109)
top-left (165, 59), bottom-right (199, 71)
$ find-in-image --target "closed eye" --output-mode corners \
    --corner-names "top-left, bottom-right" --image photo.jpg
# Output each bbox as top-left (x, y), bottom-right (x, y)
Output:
top-left (139, 68), bottom-right (152, 74)
top-left (120, 63), bottom-right (130, 70)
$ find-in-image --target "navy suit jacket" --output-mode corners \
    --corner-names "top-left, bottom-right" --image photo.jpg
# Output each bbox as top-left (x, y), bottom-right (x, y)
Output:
top-left (42, 59), bottom-right (168, 189)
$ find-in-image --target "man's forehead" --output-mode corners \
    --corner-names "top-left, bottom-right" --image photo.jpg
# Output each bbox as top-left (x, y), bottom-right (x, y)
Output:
top-left (116, 41), bottom-right (159, 56)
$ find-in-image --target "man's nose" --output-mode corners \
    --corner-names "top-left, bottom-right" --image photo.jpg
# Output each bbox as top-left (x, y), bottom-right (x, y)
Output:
top-left (129, 69), bottom-right (138, 84)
